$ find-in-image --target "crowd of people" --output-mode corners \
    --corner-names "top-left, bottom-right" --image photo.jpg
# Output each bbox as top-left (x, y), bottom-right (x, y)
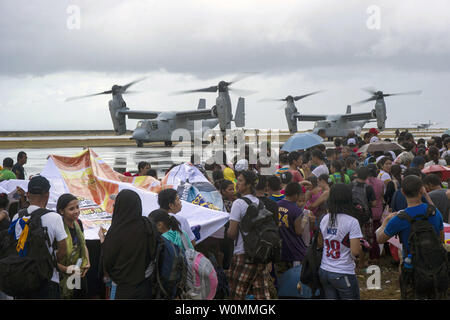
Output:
top-left (0, 128), bottom-right (449, 300)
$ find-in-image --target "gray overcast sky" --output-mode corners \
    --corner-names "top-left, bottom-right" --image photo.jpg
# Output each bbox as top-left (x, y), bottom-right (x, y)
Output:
top-left (1, 0), bottom-right (449, 131)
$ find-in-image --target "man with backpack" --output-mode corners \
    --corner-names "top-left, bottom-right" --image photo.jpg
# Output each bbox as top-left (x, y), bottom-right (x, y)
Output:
top-left (377, 175), bottom-right (448, 299)
top-left (227, 170), bottom-right (281, 300)
top-left (0, 176), bottom-right (67, 299)
top-left (352, 167), bottom-right (376, 226)
top-left (351, 167), bottom-right (376, 268)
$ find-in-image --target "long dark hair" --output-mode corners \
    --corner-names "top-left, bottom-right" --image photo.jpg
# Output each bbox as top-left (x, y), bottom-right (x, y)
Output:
top-left (428, 146), bottom-right (440, 164)
top-left (306, 175), bottom-right (318, 188)
top-left (331, 160), bottom-right (346, 176)
top-left (0, 193), bottom-right (9, 209)
top-left (367, 164), bottom-right (379, 178)
top-left (148, 209), bottom-right (181, 233)
top-left (327, 184), bottom-right (357, 227)
top-left (56, 193), bottom-right (78, 215)
top-left (390, 164), bottom-right (402, 185)
top-left (219, 179), bottom-right (234, 193)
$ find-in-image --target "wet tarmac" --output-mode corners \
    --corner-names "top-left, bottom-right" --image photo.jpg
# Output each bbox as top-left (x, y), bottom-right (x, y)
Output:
top-left (0, 142), bottom-right (284, 178)
top-left (0, 145), bottom-right (195, 178)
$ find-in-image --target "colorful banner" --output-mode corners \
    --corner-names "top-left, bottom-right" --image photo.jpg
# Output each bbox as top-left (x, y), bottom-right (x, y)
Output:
top-left (162, 163), bottom-right (227, 238)
top-left (0, 149), bottom-right (229, 243)
top-left (47, 149), bottom-right (161, 213)
top-left (162, 163), bottom-right (225, 211)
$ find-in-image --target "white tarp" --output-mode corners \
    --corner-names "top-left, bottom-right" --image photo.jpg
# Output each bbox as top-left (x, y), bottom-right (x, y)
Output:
top-left (0, 149), bottom-right (229, 243)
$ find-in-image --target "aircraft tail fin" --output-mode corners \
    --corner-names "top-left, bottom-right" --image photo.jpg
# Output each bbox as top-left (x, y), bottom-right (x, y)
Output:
top-left (234, 97), bottom-right (245, 127)
top-left (346, 105), bottom-right (351, 114)
top-left (197, 98), bottom-right (206, 110)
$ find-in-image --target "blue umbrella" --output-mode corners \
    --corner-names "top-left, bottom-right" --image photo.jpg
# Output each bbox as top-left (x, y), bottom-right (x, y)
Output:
top-left (281, 132), bottom-right (324, 152)
top-left (277, 265), bottom-right (319, 298)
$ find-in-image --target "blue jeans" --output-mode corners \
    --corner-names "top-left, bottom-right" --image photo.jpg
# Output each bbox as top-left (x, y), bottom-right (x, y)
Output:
top-left (319, 268), bottom-right (360, 300)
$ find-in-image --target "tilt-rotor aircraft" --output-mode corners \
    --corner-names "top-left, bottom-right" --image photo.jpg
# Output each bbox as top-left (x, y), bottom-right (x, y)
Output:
top-left (265, 88), bottom-right (421, 138)
top-left (410, 120), bottom-right (439, 129)
top-left (66, 77), bottom-right (248, 147)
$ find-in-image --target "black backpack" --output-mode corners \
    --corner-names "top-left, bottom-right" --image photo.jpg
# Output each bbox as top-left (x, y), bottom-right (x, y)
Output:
top-left (143, 217), bottom-right (187, 299)
top-left (300, 228), bottom-right (323, 296)
top-left (239, 197), bottom-right (282, 264)
top-left (398, 205), bottom-right (449, 298)
top-left (0, 208), bottom-right (57, 297)
top-left (351, 181), bottom-right (372, 225)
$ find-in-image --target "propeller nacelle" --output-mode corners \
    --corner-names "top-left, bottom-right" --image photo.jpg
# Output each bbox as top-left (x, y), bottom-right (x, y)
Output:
top-left (111, 85), bottom-right (122, 95)
top-left (218, 81), bottom-right (231, 92)
top-left (285, 95), bottom-right (295, 102)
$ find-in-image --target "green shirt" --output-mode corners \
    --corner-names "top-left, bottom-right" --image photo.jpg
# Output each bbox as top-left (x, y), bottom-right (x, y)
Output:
top-left (0, 169), bottom-right (16, 181)
top-left (330, 172), bottom-right (351, 184)
top-left (346, 169), bottom-right (356, 180)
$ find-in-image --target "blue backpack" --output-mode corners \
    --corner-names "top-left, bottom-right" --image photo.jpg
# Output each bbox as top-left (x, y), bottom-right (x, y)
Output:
top-left (143, 217), bottom-right (187, 299)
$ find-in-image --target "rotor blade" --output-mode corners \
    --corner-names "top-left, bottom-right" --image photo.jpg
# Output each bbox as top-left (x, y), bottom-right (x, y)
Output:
top-left (122, 77), bottom-right (148, 91)
top-left (361, 87), bottom-right (377, 95)
top-left (171, 86), bottom-right (218, 95)
top-left (384, 90), bottom-right (422, 97)
top-left (293, 90), bottom-right (324, 101)
top-left (122, 90), bottom-right (141, 95)
top-left (352, 97), bottom-right (377, 106)
top-left (65, 90), bottom-right (112, 102)
top-left (277, 102), bottom-right (288, 110)
top-left (229, 72), bottom-right (258, 86)
top-left (258, 98), bottom-right (286, 102)
top-left (229, 87), bottom-right (258, 97)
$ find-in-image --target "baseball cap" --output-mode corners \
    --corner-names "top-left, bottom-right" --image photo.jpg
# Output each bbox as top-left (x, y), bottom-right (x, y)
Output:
top-left (369, 128), bottom-right (379, 135)
top-left (235, 159), bottom-right (249, 172)
top-left (347, 138), bottom-right (356, 145)
top-left (370, 136), bottom-right (380, 143)
top-left (28, 176), bottom-right (51, 194)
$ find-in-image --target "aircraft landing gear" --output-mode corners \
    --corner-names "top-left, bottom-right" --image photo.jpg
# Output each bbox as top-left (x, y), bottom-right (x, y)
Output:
top-left (165, 141), bottom-right (173, 147)
top-left (136, 141), bottom-right (143, 147)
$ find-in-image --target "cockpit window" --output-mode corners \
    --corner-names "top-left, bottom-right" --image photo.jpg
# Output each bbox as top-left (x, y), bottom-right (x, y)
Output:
top-left (137, 121), bottom-right (145, 128)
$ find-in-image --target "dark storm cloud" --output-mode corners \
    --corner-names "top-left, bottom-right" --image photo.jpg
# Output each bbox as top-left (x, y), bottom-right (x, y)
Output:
top-left (1, 1), bottom-right (450, 78)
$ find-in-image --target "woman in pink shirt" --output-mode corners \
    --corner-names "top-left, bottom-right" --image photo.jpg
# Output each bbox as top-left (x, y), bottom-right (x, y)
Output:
top-left (366, 164), bottom-right (385, 261)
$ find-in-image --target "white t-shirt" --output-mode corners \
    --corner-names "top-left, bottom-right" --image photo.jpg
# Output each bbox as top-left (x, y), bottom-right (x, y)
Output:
top-left (319, 213), bottom-right (363, 275)
top-left (169, 212), bottom-right (196, 242)
top-left (425, 159), bottom-right (447, 167)
top-left (229, 194), bottom-right (259, 255)
top-left (442, 150), bottom-right (450, 159)
top-left (13, 205), bottom-right (67, 283)
top-left (378, 170), bottom-right (391, 184)
top-left (312, 164), bottom-right (329, 178)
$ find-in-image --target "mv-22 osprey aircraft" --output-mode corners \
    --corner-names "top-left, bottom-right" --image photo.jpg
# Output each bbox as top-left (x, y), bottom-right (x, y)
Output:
top-left (266, 88), bottom-right (421, 138)
top-left (66, 76), bottom-right (250, 147)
